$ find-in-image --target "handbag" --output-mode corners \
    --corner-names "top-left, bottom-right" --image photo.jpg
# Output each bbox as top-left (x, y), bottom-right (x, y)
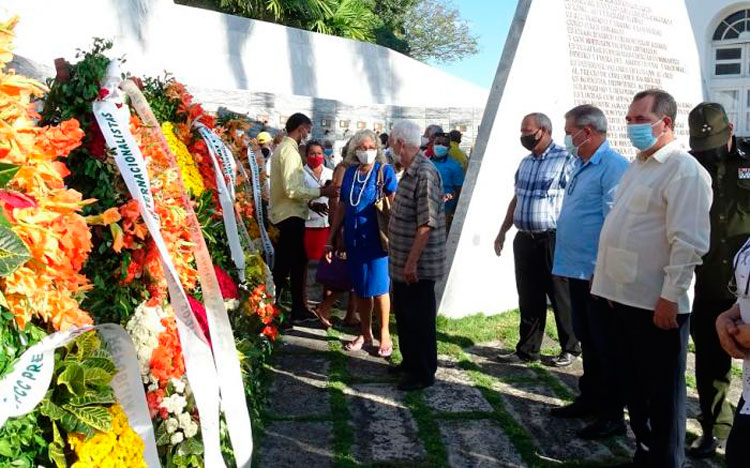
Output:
top-left (315, 251), bottom-right (352, 292)
top-left (374, 163), bottom-right (392, 252)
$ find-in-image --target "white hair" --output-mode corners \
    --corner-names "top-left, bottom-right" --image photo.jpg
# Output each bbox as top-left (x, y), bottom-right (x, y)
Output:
top-left (391, 120), bottom-right (422, 148)
top-left (343, 129), bottom-right (387, 166)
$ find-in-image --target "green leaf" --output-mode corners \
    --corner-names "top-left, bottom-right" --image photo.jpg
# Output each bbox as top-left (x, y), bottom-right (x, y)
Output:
top-left (48, 422), bottom-right (67, 468)
top-left (0, 439), bottom-right (13, 457)
top-left (82, 355), bottom-right (116, 374)
top-left (73, 332), bottom-right (100, 360)
top-left (177, 437), bottom-right (204, 456)
top-left (0, 163), bottom-right (20, 188)
top-left (82, 366), bottom-right (113, 387)
top-left (68, 387), bottom-right (116, 407)
top-left (39, 399), bottom-right (67, 420)
top-left (63, 404), bottom-right (112, 433)
top-left (57, 362), bottom-right (85, 396)
top-left (0, 225), bottom-right (31, 277)
top-left (0, 207), bottom-right (11, 228)
top-left (155, 421), bottom-right (170, 446)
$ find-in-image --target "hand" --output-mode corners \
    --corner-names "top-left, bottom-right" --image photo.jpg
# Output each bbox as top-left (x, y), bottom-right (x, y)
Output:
top-left (309, 202), bottom-right (329, 217)
top-left (736, 323), bottom-right (750, 349)
top-left (443, 193), bottom-right (454, 203)
top-left (716, 304), bottom-right (749, 358)
top-left (494, 231), bottom-right (506, 257)
top-left (323, 244), bottom-right (334, 264)
top-left (404, 259), bottom-right (418, 284)
top-left (653, 297), bottom-right (679, 330)
top-left (320, 184), bottom-right (339, 198)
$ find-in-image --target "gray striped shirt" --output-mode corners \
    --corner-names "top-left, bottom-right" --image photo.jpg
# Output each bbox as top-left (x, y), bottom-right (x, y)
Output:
top-left (389, 153), bottom-right (446, 282)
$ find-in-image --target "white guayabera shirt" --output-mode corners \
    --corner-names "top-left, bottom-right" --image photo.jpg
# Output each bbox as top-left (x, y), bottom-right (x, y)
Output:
top-left (733, 238), bottom-right (750, 414)
top-left (591, 140), bottom-right (713, 313)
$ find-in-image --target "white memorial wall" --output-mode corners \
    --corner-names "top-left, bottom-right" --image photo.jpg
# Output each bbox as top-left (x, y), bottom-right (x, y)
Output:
top-left (439, 0), bottom-right (704, 318)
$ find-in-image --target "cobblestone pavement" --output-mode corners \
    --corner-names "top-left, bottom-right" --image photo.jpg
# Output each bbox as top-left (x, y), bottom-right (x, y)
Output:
top-left (255, 312), bottom-right (737, 467)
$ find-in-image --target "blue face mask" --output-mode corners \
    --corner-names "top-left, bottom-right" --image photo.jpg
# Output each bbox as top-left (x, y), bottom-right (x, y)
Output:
top-left (324, 148), bottom-right (333, 156)
top-left (563, 129), bottom-right (588, 158)
top-left (433, 145), bottom-right (449, 158)
top-left (627, 121), bottom-right (660, 151)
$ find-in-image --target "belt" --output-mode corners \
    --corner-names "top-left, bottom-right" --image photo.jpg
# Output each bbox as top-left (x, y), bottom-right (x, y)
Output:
top-left (518, 229), bottom-right (555, 239)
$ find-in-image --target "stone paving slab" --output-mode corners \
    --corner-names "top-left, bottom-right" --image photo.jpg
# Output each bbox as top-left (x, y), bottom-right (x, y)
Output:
top-left (346, 383), bottom-right (426, 464)
top-left (279, 326), bottom-right (332, 354)
top-left (269, 353), bottom-right (330, 417)
top-left (439, 419), bottom-right (526, 467)
top-left (493, 377), bottom-right (622, 465)
top-left (424, 364), bottom-right (493, 413)
top-left (347, 349), bottom-right (393, 382)
top-left (257, 421), bottom-right (334, 468)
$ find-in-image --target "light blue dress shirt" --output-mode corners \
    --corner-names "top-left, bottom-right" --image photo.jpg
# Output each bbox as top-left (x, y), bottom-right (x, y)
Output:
top-left (552, 140), bottom-right (629, 280)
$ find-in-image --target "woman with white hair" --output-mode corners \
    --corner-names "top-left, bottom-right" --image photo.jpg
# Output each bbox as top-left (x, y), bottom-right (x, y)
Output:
top-left (325, 129), bottom-right (397, 357)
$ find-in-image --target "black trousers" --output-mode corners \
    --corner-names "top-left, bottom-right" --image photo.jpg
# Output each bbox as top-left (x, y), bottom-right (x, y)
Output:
top-left (726, 398), bottom-right (750, 468)
top-left (272, 217), bottom-right (308, 316)
top-left (513, 231), bottom-right (578, 359)
top-left (614, 302), bottom-right (689, 468)
top-left (393, 280), bottom-right (437, 383)
top-left (691, 294), bottom-right (736, 439)
top-left (569, 279), bottom-right (624, 420)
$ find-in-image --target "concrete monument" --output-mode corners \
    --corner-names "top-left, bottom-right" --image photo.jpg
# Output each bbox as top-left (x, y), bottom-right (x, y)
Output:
top-left (439, 0), bottom-right (704, 318)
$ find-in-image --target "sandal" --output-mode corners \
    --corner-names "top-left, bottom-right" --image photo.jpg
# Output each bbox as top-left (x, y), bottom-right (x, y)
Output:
top-left (344, 335), bottom-right (372, 352)
top-left (377, 344), bottom-right (393, 358)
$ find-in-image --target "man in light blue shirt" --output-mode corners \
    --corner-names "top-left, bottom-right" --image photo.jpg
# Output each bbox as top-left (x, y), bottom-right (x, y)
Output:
top-left (550, 105), bottom-right (629, 440)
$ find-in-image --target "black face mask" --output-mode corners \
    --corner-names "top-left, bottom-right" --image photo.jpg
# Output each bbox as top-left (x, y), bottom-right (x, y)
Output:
top-left (520, 131), bottom-right (541, 151)
top-left (261, 147), bottom-right (271, 159)
top-left (692, 143), bottom-right (729, 162)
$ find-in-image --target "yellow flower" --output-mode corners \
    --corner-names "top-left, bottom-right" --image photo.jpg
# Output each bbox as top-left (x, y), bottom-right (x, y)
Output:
top-left (68, 405), bottom-right (147, 468)
top-left (162, 122), bottom-right (204, 197)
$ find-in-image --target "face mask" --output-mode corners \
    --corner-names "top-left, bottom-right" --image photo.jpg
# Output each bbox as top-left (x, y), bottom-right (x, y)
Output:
top-left (627, 121), bottom-right (661, 151)
top-left (421, 136), bottom-right (429, 147)
top-left (692, 144), bottom-right (730, 162)
top-left (564, 129), bottom-right (588, 158)
top-left (520, 130), bottom-right (541, 151)
top-left (307, 155), bottom-right (324, 169)
top-left (433, 145), bottom-right (449, 158)
top-left (324, 148), bottom-right (333, 156)
top-left (356, 149), bottom-right (377, 165)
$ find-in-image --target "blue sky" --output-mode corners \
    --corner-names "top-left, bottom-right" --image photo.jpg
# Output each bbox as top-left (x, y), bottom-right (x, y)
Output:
top-left (432, 0), bottom-right (517, 89)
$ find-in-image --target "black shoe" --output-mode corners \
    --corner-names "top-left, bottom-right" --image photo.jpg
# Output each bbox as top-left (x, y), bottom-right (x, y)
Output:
top-left (577, 419), bottom-right (627, 440)
top-left (687, 435), bottom-right (725, 459)
top-left (549, 352), bottom-right (577, 368)
top-left (387, 364), bottom-right (405, 375)
top-left (496, 351), bottom-right (538, 364)
top-left (550, 400), bottom-right (595, 419)
top-left (397, 377), bottom-right (434, 392)
top-left (292, 308), bottom-right (318, 324)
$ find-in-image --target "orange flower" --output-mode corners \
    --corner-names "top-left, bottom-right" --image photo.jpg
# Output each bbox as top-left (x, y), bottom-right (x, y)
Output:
top-left (85, 207), bottom-right (122, 226)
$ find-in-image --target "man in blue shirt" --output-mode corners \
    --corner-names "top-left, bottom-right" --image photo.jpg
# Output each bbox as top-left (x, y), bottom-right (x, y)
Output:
top-left (494, 112), bottom-right (580, 366)
top-left (430, 133), bottom-right (464, 231)
top-left (550, 105), bottom-right (629, 439)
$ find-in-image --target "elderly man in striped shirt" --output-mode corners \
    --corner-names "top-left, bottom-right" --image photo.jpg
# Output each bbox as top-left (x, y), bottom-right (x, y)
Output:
top-left (494, 112), bottom-right (580, 366)
top-left (388, 119), bottom-right (446, 392)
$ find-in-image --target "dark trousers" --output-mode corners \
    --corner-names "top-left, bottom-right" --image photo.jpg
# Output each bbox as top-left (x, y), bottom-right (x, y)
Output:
top-left (726, 398), bottom-right (750, 468)
top-left (614, 302), bottom-right (689, 468)
top-left (272, 217), bottom-right (308, 316)
top-left (691, 295), bottom-right (736, 439)
top-left (513, 231), bottom-right (578, 360)
top-left (393, 280), bottom-right (437, 383)
top-left (569, 279), bottom-right (625, 420)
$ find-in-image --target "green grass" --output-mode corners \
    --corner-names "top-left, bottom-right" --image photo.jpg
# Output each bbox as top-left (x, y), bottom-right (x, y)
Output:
top-left (403, 391), bottom-right (449, 468)
top-left (327, 328), bottom-right (358, 468)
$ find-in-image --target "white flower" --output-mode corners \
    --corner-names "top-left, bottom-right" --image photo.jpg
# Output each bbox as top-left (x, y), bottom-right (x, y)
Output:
top-left (171, 378), bottom-right (185, 394)
top-left (125, 301), bottom-right (167, 376)
top-left (170, 432), bottom-right (184, 445)
top-left (183, 421), bottom-right (198, 438)
top-left (160, 394), bottom-right (188, 414)
top-left (148, 382), bottom-right (159, 392)
top-left (224, 299), bottom-right (240, 311)
top-left (165, 418), bottom-right (179, 434)
top-left (177, 412), bottom-right (192, 430)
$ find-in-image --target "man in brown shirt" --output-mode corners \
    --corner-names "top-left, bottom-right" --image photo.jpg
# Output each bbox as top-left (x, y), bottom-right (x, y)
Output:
top-left (388, 120), bottom-right (446, 391)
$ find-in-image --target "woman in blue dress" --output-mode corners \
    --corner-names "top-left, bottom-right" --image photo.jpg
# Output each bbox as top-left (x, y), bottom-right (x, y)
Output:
top-left (325, 129), bottom-right (397, 357)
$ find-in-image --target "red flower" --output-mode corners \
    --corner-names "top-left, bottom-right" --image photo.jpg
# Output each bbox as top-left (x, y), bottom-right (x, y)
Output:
top-left (214, 265), bottom-right (238, 300)
top-left (261, 325), bottom-right (278, 340)
top-left (188, 295), bottom-right (212, 347)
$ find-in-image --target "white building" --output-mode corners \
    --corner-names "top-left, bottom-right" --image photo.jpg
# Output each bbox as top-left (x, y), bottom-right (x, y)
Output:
top-left (688, 0), bottom-right (750, 134)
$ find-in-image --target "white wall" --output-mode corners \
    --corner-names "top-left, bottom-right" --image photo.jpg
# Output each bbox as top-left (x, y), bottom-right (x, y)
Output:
top-left (685, 0), bottom-right (750, 98)
top-left (3, 0), bottom-right (487, 109)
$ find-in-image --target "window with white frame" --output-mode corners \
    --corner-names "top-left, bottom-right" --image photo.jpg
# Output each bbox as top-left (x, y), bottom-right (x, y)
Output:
top-left (710, 9), bottom-right (750, 136)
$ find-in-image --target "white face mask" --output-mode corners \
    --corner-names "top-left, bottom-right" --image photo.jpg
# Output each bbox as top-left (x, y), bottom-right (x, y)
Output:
top-left (356, 149), bottom-right (377, 165)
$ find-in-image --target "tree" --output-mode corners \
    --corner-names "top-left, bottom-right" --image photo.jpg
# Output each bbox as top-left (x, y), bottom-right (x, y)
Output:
top-left (402, 0), bottom-right (478, 63)
top-left (371, 0), bottom-right (419, 56)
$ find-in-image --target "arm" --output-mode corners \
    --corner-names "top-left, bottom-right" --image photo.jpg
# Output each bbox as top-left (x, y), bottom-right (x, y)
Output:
top-left (654, 170), bottom-right (713, 329)
top-left (716, 303), bottom-right (750, 358)
top-left (494, 196), bottom-right (517, 256)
